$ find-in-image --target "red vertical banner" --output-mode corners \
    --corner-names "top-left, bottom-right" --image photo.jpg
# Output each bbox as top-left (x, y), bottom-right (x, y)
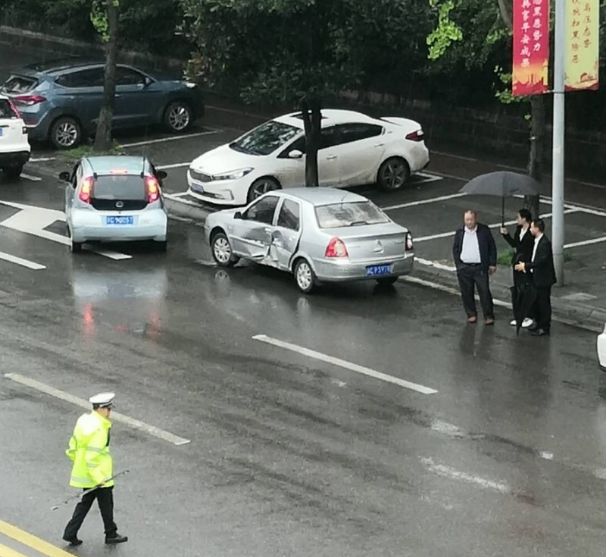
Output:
top-left (512, 0), bottom-right (550, 96)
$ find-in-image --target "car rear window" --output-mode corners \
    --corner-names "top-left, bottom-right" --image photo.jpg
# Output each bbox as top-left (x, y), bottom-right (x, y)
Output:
top-left (315, 201), bottom-right (390, 229)
top-left (93, 174), bottom-right (146, 200)
top-left (0, 99), bottom-right (18, 119)
top-left (3, 75), bottom-right (38, 94)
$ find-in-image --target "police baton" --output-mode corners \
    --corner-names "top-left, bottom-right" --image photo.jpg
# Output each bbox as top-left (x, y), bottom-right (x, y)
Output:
top-left (51, 469), bottom-right (130, 511)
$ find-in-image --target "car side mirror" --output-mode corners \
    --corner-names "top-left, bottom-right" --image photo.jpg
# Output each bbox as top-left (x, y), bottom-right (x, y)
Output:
top-left (59, 171), bottom-right (71, 182)
top-left (288, 149), bottom-right (303, 159)
top-left (234, 211), bottom-right (242, 220)
top-left (156, 170), bottom-right (168, 180)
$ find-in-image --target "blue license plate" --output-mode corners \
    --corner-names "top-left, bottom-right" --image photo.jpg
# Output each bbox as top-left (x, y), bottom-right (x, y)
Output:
top-left (106, 216), bottom-right (133, 225)
top-left (191, 183), bottom-right (204, 193)
top-left (366, 264), bottom-right (393, 277)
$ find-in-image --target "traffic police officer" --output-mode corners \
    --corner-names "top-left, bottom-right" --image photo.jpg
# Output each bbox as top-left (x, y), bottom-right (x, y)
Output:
top-left (62, 392), bottom-right (128, 546)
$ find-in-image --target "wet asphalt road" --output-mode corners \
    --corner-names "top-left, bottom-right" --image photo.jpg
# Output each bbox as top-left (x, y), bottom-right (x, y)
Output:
top-left (0, 176), bottom-right (604, 557)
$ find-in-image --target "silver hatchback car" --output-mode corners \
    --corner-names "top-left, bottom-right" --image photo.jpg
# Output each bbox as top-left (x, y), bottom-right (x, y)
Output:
top-left (204, 188), bottom-right (414, 293)
top-left (61, 155), bottom-right (168, 252)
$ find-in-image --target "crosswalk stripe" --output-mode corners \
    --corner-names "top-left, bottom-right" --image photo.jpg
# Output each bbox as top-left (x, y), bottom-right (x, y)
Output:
top-left (0, 521), bottom-right (74, 557)
top-left (0, 542), bottom-right (27, 557)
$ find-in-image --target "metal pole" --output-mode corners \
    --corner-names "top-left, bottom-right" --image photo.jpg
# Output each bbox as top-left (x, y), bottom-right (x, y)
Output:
top-left (551, 0), bottom-right (565, 285)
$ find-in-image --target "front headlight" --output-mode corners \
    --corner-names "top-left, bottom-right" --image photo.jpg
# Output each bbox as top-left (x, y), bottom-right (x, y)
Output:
top-left (212, 168), bottom-right (253, 181)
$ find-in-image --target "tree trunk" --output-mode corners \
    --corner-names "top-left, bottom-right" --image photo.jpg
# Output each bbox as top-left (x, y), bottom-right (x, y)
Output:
top-left (525, 95), bottom-right (544, 218)
top-left (301, 97), bottom-right (321, 187)
top-left (94, 0), bottom-right (119, 152)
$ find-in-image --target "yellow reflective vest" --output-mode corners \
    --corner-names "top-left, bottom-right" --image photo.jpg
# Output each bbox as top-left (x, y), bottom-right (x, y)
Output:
top-left (66, 411), bottom-right (114, 488)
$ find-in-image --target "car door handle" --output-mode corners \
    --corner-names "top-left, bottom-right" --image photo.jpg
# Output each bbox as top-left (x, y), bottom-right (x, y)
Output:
top-left (326, 155), bottom-right (337, 160)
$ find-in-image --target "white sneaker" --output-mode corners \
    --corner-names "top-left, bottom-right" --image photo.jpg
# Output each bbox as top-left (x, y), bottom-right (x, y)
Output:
top-left (509, 319), bottom-right (517, 326)
top-left (522, 318), bottom-right (534, 328)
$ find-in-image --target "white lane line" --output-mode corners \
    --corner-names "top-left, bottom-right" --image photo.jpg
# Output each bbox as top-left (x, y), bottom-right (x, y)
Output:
top-left (382, 192), bottom-right (466, 211)
top-left (253, 334), bottom-right (437, 395)
top-left (120, 129), bottom-right (219, 148)
top-left (513, 193), bottom-right (606, 216)
top-left (157, 162), bottom-right (191, 170)
top-left (89, 249), bottom-right (132, 260)
top-left (420, 457), bottom-right (511, 494)
top-left (564, 237), bottom-right (606, 249)
top-left (20, 173), bottom-right (42, 182)
top-left (164, 193), bottom-right (201, 206)
top-left (414, 257), bottom-right (456, 272)
top-left (0, 251), bottom-right (46, 270)
top-left (4, 373), bottom-right (191, 446)
top-left (29, 157), bottom-right (56, 162)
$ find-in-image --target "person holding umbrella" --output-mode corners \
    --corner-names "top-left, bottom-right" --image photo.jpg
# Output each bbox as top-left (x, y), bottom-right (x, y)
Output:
top-left (514, 219), bottom-right (556, 336)
top-left (500, 208), bottom-right (535, 328)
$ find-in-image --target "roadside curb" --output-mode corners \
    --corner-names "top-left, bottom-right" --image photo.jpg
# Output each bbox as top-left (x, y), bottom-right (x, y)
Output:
top-left (164, 196), bottom-right (211, 223)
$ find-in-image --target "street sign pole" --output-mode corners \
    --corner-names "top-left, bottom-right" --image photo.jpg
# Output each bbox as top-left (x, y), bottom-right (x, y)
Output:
top-left (551, 0), bottom-right (565, 285)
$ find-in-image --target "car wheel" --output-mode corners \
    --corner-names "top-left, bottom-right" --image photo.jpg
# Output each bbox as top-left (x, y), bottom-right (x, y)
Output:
top-left (164, 101), bottom-right (192, 133)
top-left (294, 259), bottom-right (316, 294)
top-left (50, 116), bottom-right (82, 150)
top-left (376, 276), bottom-right (398, 286)
top-left (211, 232), bottom-right (239, 267)
top-left (377, 157), bottom-right (410, 191)
top-left (3, 165), bottom-right (24, 179)
top-left (247, 177), bottom-right (280, 203)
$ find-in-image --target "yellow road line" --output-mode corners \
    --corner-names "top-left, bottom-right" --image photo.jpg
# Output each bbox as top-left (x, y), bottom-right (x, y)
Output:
top-left (0, 543), bottom-right (27, 557)
top-left (0, 521), bottom-right (73, 557)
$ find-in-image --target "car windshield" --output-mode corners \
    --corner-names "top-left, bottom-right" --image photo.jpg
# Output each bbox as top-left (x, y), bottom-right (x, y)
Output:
top-left (315, 201), bottom-right (390, 229)
top-left (2, 75), bottom-right (38, 94)
top-left (93, 174), bottom-right (146, 200)
top-left (230, 121), bottom-right (300, 156)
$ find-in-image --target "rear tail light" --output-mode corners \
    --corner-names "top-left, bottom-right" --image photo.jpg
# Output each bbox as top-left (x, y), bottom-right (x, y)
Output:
top-left (13, 95), bottom-right (47, 107)
top-left (145, 176), bottom-right (160, 203)
top-left (325, 237), bottom-right (349, 258)
top-left (405, 231), bottom-right (414, 251)
top-left (405, 129), bottom-right (424, 142)
top-left (79, 177), bottom-right (94, 204)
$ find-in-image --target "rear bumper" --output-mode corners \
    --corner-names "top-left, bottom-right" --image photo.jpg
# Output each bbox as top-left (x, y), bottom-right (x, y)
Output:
top-left (69, 209), bottom-right (167, 243)
top-left (311, 253), bottom-right (414, 282)
top-left (0, 150), bottom-right (30, 167)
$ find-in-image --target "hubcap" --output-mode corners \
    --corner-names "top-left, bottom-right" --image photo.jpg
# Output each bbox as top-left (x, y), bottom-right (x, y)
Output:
top-left (296, 262), bottom-right (312, 290)
top-left (252, 179), bottom-right (278, 199)
top-left (56, 121), bottom-right (78, 147)
top-left (168, 105), bottom-right (190, 131)
top-left (381, 160), bottom-right (406, 189)
top-left (213, 237), bottom-right (232, 264)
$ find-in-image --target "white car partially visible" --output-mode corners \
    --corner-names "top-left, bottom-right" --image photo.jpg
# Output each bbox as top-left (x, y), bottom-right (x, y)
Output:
top-left (187, 109), bottom-right (429, 206)
top-left (0, 94), bottom-right (30, 179)
top-left (598, 324), bottom-right (606, 371)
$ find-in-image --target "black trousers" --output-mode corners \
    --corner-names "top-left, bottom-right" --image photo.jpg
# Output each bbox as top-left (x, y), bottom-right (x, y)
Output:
top-left (456, 263), bottom-right (494, 319)
top-left (63, 486), bottom-right (117, 539)
top-left (511, 270), bottom-right (531, 319)
top-left (531, 286), bottom-right (552, 331)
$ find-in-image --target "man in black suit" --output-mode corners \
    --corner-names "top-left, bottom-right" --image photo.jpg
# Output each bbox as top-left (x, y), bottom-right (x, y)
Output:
top-left (500, 208), bottom-right (534, 327)
top-left (515, 218), bottom-right (556, 336)
top-left (452, 210), bottom-right (497, 325)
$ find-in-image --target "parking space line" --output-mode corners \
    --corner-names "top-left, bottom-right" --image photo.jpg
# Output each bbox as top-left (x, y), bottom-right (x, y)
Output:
top-left (120, 129), bottom-right (219, 148)
top-left (414, 257), bottom-right (456, 272)
top-left (414, 172), bottom-right (443, 184)
top-left (382, 192), bottom-right (466, 211)
top-left (164, 193), bottom-right (200, 206)
top-left (0, 251), bottom-right (46, 270)
top-left (564, 237), bottom-right (606, 249)
top-left (513, 194), bottom-right (606, 216)
top-left (252, 334), bottom-right (438, 394)
top-left (29, 157), bottom-right (56, 163)
top-left (0, 542), bottom-right (27, 557)
top-left (19, 173), bottom-right (41, 182)
top-left (4, 373), bottom-right (191, 446)
top-left (0, 520), bottom-right (73, 557)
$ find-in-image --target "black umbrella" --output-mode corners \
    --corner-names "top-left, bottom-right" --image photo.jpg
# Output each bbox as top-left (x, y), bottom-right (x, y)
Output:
top-left (459, 171), bottom-right (540, 224)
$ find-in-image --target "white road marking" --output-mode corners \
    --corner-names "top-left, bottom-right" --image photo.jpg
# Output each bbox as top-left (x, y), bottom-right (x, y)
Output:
top-left (0, 251), bottom-right (46, 270)
top-left (252, 334), bottom-right (437, 395)
top-left (0, 200), bottom-right (132, 260)
top-left (382, 192), bottom-right (466, 211)
top-left (120, 129), bottom-right (219, 148)
top-left (4, 373), bottom-right (191, 446)
top-left (512, 193), bottom-right (606, 216)
top-left (421, 456), bottom-right (511, 494)
top-left (20, 173), bottom-right (42, 182)
top-left (414, 257), bottom-right (456, 272)
top-left (29, 156), bottom-right (56, 162)
top-left (414, 171), bottom-right (443, 184)
top-left (169, 191), bottom-right (189, 197)
top-left (563, 237), bottom-right (606, 249)
top-left (157, 162), bottom-right (191, 170)
top-left (164, 193), bottom-right (201, 206)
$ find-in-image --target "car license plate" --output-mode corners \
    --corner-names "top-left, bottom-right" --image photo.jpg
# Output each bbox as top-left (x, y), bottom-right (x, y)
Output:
top-left (366, 263), bottom-right (393, 277)
top-left (106, 216), bottom-right (133, 225)
top-left (191, 183), bottom-right (204, 193)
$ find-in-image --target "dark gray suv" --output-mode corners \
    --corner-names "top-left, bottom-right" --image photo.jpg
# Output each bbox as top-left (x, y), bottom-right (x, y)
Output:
top-left (2, 60), bottom-right (204, 149)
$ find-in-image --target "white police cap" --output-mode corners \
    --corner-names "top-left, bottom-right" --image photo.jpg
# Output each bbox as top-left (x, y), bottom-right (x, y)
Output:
top-left (89, 392), bottom-right (115, 408)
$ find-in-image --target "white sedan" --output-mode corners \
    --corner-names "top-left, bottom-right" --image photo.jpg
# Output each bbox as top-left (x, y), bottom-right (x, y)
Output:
top-left (187, 109), bottom-right (429, 206)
